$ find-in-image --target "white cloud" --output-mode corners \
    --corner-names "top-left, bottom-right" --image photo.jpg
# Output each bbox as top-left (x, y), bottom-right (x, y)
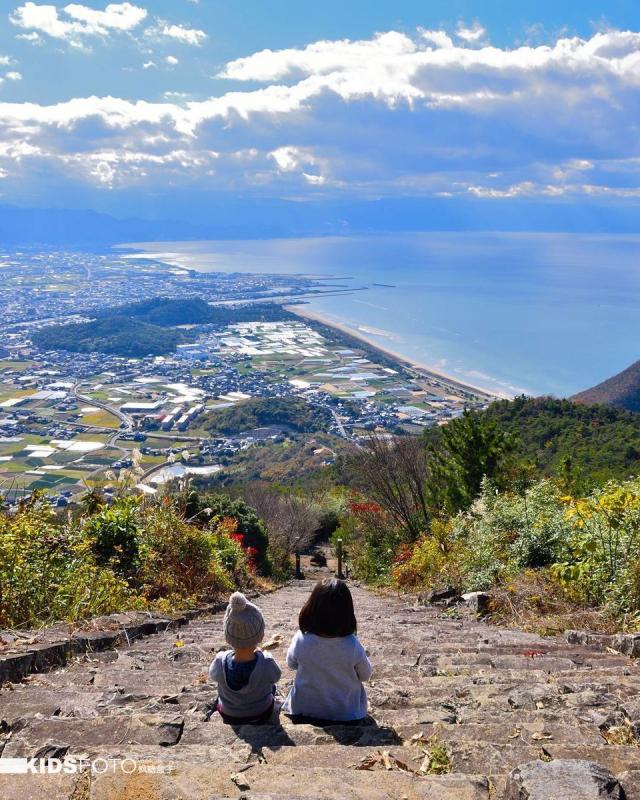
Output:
top-left (1, 27), bottom-right (640, 202)
top-left (64, 2), bottom-right (147, 31)
top-left (16, 31), bottom-right (41, 43)
top-left (0, 57), bottom-right (12, 66)
top-left (220, 31), bottom-right (417, 82)
top-left (456, 22), bottom-right (486, 44)
top-left (154, 23), bottom-right (206, 46)
top-left (10, 2), bottom-right (147, 47)
top-left (5, 72), bottom-right (23, 81)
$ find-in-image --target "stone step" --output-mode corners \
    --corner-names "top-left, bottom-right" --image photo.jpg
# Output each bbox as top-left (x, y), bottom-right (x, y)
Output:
top-left (1, 577), bottom-right (637, 800)
top-left (87, 763), bottom-right (496, 800)
top-left (3, 713), bottom-right (186, 756)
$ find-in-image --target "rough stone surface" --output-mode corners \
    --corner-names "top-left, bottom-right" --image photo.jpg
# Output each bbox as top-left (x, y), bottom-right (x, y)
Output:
top-left (505, 759), bottom-right (624, 799)
top-left (422, 587), bottom-right (460, 604)
top-left (1, 565), bottom-right (639, 798)
top-left (619, 770), bottom-right (640, 800)
top-left (612, 633), bottom-right (640, 658)
top-left (461, 592), bottom-right (491, 614)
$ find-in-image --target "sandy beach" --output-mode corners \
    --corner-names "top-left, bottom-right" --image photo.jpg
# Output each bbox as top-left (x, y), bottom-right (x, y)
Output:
top-left (286, 305), bottom-right (499, 400)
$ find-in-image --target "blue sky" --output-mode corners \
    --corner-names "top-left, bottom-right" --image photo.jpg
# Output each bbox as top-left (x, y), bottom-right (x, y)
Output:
top-left (1, 1), bottom-right (640, 226)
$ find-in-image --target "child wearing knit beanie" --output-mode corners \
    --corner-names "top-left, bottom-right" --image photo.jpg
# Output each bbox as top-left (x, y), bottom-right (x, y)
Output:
top-left (209, 591), bottom-right (281, 725)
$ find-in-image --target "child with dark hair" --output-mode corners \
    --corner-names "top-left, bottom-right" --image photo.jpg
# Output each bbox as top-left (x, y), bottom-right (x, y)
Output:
top-left (282, 578), bottom-right (372, 723)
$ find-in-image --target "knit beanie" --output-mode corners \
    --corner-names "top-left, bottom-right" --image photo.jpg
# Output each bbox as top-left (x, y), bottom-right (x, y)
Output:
top-left (223, 591), bottom-right (265, 650)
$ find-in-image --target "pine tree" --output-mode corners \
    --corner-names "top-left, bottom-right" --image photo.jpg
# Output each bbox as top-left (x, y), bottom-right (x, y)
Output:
top-left (428, 409), bottom-right (512, 514)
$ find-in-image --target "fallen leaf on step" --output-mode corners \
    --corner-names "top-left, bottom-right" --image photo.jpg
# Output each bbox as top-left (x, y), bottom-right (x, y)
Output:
top-left (535, 701), bottom-right (545, 709)
top-left (356, 750), bottom-right (414, 773)
top-left (418, 753), bottom-right (432, 775)
top-left (356, 754), bottom-right (380, 771)
top-left (174, 640), bottom-right (185, 648)
top-left (262, 634), bottom-right (284, 650)
top-left (409, 732), bottom-right (425, 745)
top-left (531, 732), bottom-right (553, 741)
top-left (508, 727), bottom-right (522, 739)
top-left (381, 751), bottom-right (395, 770)
top-left (231, 773), bottom-right (251, 791)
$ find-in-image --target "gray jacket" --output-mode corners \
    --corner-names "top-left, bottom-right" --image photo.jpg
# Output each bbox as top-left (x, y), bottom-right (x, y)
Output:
top-left (209, 650), bottom-right (281, 718)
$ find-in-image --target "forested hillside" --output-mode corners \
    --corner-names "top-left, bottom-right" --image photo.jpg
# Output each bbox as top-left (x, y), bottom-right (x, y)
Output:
top-left (424, 396), bottom-right (640, 488)
top-left (33, 316), bottom-right (193, 358)
top-left (32, 298), bottom-right (296, 357)
top-left (206, 397), bottom-right (332, 435)
top-left (106, 297), bottom-right (297, 327)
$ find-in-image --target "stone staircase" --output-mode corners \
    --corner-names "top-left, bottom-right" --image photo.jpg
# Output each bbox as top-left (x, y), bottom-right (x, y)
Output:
top-left (1, 573), bottom-right (640, 799)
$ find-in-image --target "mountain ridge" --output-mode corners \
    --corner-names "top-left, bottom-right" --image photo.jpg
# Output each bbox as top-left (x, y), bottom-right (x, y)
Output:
top-left (572, 360), bottom-right (640, 413)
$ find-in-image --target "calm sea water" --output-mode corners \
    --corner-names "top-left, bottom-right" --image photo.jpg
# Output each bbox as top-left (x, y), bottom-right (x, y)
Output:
top-left (130, 233), bottom-right (640, 398)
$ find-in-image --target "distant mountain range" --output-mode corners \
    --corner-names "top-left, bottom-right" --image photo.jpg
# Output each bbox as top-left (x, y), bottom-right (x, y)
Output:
top-left (4, 196), bottom-right (640, 246)
top-left (572, 361), bottom-right (640, 413)
top-left (0, 204), bottom-right (209, 246)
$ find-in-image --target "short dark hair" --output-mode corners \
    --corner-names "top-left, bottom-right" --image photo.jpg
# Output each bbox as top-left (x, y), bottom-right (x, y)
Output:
top-left (298, 578), bottom-right (357, 637)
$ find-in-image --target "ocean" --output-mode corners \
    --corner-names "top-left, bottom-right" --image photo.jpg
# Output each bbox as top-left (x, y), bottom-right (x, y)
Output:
top-left (127, 233), bottom-right (640, 398)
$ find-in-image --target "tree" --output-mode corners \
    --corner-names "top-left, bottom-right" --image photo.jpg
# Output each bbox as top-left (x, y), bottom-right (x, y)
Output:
top-left (242, 484), bottom-right (320, 557)
top-left (348, 434), bottom-right (431, 540)
top-left (428, 409), bottom-right (512, 514)
top-left (183, 491), bottom-right (269, 567)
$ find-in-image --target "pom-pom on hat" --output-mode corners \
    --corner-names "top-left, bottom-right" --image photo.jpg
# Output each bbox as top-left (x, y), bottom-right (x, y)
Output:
top-left (223, 591), bottom-right (265, 650)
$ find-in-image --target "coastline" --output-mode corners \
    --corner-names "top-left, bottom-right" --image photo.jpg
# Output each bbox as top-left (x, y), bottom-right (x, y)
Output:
top-left (286, 305), bottom-right (499, 400)
top-left (120, 243), bottom-right (505, 400)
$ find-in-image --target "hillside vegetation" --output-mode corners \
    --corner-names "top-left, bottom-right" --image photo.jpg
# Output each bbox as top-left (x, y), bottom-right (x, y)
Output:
top-left (337, 406), bottom-right (640, 631)
top-left (572, 359), bottom-right (640, 412)
top-left (0, 491), bottom-right (264, 628)
top-left (206, 397), bottom-right (332, 436)
top-left (33, 316), bottom-right (193, 358)
top-left (423, 396), bottom-right (640, 489)
top-left (5, 392), bottom-right (640, 634)
top-left (107, 296), bottom-right (297, 327)
top-left (33, 298), bottom-right (296, 357)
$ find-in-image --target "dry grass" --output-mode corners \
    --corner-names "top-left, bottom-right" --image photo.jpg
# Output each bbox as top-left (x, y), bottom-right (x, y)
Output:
top-left (489, 570), bottom-right (620, 636)
top-left (601, 722), bottom-right (639, 746)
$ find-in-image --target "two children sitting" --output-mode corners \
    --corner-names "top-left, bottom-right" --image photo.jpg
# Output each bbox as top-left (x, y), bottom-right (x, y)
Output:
top-left (209, 578), bottom-right (372, 725)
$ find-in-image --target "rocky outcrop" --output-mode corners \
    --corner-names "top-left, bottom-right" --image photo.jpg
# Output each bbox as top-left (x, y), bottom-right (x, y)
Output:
top-left (505, 760), bottom-right (624, 799)
top-left (1, 577), bottom-right (640, 798)
top-left (566, 628), bottom-right (640, 659)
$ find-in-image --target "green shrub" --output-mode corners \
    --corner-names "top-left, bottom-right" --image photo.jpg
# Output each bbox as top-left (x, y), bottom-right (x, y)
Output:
top-left (0, 492), bottom-right (260, 629)
top-left (82, 496), bottom-right (142, 577)
top-left (137, 502), bottom-right (237, 600)
top-left (453, 479), bottom-right (570, 590)
top-left (332, 500), bottom-right (403, 584)
top-left (183, 491), bottom-right (270, 570)
top-left (393, 520), bottom-right (464, 591)
top-left (553, 478), bottom-right (640, 612)
top-left (0, 494), bottom-right (136, 628)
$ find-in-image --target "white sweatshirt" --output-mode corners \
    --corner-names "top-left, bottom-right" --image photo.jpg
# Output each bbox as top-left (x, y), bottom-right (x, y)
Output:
top-left (282, 630), bottom-right (372, 721)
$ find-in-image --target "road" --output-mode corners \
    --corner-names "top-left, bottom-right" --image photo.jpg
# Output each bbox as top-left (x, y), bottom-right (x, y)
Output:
top-left (72, 383), bottom-right (133, 447)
